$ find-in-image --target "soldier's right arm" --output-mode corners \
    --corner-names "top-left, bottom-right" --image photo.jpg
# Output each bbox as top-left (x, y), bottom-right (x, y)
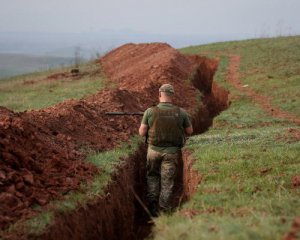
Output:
top-left (181, 108), bottom-right (193, 135)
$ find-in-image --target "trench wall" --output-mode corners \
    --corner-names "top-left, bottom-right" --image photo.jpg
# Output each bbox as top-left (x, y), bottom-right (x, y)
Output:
top-left (37, 145), bottom-right (204, 240)
top-left (36, 144), bottom-right (148, 240)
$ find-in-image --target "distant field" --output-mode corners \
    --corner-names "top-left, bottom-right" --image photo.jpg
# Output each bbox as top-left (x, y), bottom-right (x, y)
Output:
top-left (0, 61), bottom-right (106, 111)
top-left (0, 53), bottom-right (74, 78)
top-left (153, 36), bottom-right (300, 239)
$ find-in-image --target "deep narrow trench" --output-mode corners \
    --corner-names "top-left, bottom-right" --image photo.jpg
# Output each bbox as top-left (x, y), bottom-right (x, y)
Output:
top-left (133, 58), bottom-right (230, 239)
top-left (37, 59), bottom-right (229, 240)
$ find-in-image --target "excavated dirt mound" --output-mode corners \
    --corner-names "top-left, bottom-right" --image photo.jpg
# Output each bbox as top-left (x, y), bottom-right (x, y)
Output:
top-left (101, 43), bottom-right (197, 112)
top-left (0, 90), bottom-right (144, 230)
top-left (0, 42), bottom-right (228, 234)
top-left (0, 107), bottom-right (99, 229)
top-left (100, 43), bottom-right (228, 131)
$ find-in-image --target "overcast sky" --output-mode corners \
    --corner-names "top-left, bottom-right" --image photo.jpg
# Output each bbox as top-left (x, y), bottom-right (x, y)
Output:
top-left (1, 0), bottom-right (299, 37)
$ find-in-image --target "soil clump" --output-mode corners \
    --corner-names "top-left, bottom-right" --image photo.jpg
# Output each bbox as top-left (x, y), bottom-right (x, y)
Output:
top-left (284, 217), bottom-right (300, 240)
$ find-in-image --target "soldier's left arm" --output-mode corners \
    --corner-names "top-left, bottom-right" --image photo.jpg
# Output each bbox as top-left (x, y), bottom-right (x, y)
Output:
top-left (185, 125), bottom-right (193, 135)
top-left (181, 109), bottom-right (193, 135)
top-left (139, 108), bottom-right (150, 137)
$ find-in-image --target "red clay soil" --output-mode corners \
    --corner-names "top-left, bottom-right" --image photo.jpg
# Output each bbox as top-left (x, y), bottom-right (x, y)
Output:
top-left (275, 128), bottom-right (300, 144)
top-left (0, 42), bottom-right (227, 235)
top-left (227, 55), bottom-right (300, 125)
top-left (292, 175), bottom-right (300, 188)
top-left (284, 217), bottom-right (300, 240)
top-left (37, 144), bottom-right (149, 240)
top-left (0, 91), bottom-right (145, 230)
top-left (178, 150), bottom-right (202, 204)
top-left (101, 43), bottom-right (196, 112)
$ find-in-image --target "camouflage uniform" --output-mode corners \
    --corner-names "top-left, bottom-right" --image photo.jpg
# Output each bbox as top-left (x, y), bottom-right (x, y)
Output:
top-left (141, 84), bottom-right (192, 214)
top-left (146, 147), bottom-right (178, 211)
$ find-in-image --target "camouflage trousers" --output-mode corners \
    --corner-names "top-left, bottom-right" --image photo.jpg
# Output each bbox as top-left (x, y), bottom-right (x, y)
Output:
top-left (146, 147), bottom-right (178, 211)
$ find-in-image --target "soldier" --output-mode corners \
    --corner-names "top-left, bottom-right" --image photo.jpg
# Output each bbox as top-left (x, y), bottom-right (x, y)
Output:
top-left (139, 83), bottom-right (193, 217)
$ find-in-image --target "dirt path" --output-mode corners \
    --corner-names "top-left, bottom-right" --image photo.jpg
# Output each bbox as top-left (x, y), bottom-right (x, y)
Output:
top-left (227, 55), bottom-right (300, 125)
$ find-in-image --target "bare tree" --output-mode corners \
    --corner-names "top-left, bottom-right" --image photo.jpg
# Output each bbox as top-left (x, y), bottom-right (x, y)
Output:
top-left (74, 46), bottom-right (82, 69)
top-left (71, 46), bottom-right (81, 76)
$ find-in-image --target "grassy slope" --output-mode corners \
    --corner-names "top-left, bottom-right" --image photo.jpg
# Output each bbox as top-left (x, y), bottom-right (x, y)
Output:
top-left (182, 36), bottom-right (300, 117)
top-left (152, 36), bottom-right (300, 239)
top-left (0, 61), bottom-right (106, 112)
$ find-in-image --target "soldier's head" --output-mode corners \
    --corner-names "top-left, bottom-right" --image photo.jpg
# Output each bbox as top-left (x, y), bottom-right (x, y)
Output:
top-left (159, 83), bottom-right (174, 102)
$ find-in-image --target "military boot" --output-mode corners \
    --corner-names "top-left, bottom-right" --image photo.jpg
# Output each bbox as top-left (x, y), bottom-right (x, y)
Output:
top-left (148, 201), bottom-right (159, 217)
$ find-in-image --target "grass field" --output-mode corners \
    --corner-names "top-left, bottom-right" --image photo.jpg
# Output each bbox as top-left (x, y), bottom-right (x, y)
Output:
top-left (1, 36), bottom-right (299, 239)
top-left (152, 36), bottom-right (300, 239)
top-left (181, 36), bottom-right (300, 117)
top-left (0, 61), bottom-right (106, 112)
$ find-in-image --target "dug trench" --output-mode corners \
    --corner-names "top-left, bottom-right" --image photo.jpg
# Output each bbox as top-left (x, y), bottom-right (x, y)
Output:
top-left (0, 43), bottom-right (229, 239)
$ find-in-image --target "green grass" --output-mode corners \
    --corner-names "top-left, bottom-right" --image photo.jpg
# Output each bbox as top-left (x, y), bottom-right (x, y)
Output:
top-left (154, 127), bottom-right (300, 240)
top-left (0, 61), bottom-right (106, 112)
top-left (181, 35), bottom-right (300, 117)
top-left (153, 36), bottom-right (300, 240)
